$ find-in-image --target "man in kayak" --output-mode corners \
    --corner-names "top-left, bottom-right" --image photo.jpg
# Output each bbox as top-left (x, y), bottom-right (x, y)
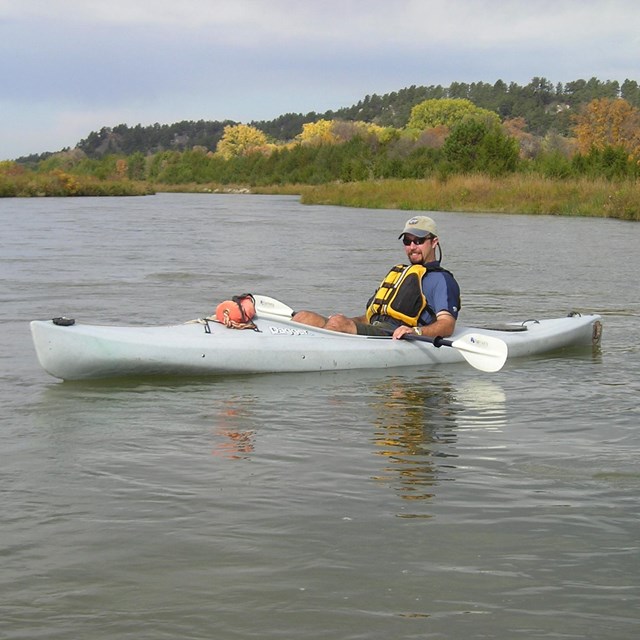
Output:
top-left (292, 216), bottom-right (461, 339)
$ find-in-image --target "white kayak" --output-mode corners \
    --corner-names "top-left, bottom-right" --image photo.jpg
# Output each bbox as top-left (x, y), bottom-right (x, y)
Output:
top-left (30, 298), bottom-right (603, 380)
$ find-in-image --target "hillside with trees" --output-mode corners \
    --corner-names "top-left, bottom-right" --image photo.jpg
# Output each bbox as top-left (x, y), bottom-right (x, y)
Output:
top-left (15, 77), bottom-right (640, 164)
top-left (3, 76), bottom-right (640, 220)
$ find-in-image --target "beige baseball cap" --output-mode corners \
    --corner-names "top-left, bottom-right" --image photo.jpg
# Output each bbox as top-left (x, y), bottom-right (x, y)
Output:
top-left (398, 216), bottom-right (438, 239)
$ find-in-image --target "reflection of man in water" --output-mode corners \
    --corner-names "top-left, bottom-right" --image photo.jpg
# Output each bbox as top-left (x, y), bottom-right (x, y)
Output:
top-left (371, 377), bottom-right (507, 517)
top-left (371, 377), bottom-right (459, 514)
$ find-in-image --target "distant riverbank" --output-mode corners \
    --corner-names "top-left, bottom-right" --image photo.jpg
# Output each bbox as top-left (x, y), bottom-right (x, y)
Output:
top-left (248, 175), bottom-right (639, 221)
top-left (4, 172), bottom-right (638, 221)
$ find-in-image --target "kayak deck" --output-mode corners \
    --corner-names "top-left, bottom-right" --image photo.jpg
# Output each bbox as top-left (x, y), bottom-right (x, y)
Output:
top-left (30, 312), bottom-right (602, 381)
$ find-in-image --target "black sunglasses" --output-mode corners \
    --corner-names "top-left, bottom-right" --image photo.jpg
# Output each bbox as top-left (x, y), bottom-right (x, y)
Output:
top-left (402, 235), bottom-right (432, 246)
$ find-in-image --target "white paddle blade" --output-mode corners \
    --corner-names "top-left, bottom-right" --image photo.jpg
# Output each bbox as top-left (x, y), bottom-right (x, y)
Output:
top-left (451, 333), bottom-right (508, 373)
top-left (253, 294), bottom-right (295, 319)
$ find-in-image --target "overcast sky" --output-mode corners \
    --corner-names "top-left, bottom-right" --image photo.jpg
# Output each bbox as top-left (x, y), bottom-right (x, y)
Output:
top-left (2, 0), bottom-right (639, 159)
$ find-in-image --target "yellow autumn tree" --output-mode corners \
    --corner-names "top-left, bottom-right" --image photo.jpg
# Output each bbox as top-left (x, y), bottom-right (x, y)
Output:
top-left (297, 119), bottom-right (338, 145)
top-left (338, 121), bottom-right (395, 143)
top-left (365, 122), bottom-right (396, 143)
top-left (574, 98), bottom-right (640, 159)
top-left (216, 124), bottom-right (269, 160)
top-left (297, 119), bottom-right (394, 146)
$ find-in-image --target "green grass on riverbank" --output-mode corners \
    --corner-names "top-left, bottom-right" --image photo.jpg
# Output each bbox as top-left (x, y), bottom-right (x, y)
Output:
top-left (253, 175), bottom-right (639, 221)
top-left (4, 170), bottom-right (638, 220)
top-left (0, 171), bottom-right (154, 197)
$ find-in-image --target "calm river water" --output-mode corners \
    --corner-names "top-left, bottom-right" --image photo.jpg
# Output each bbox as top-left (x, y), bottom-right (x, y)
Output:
top-left (1, 193), bottom-right (639, 639)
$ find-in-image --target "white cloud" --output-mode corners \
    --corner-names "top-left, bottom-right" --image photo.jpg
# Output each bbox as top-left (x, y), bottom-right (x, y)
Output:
top-left (2, 0), bottom-right (640, 158)
top-left (6, 0), bottom-right (639, 47)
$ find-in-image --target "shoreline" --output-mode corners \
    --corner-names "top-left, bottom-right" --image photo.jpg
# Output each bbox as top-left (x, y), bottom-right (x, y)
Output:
top-left (4, 174), bottom-right (639, 221)
top-left (250, 175), bottom-right (639, 221)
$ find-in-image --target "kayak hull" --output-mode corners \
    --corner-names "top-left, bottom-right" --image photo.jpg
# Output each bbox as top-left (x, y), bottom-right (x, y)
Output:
top-left (30, 313), bottom-right (602, 381)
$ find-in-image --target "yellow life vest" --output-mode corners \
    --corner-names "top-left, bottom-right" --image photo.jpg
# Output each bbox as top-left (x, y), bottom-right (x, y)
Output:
top-left (365, 264), bottom-right (427, 327)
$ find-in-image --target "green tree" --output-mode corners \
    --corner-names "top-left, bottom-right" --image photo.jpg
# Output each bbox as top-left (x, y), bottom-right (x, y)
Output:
top-left (621, 80), bottom-right (640, 108)
top-left (443, 120), bottom-right (518, 175)
top-left (572, 145), bottom-right (638, 180)
top-left (127, 152), bottom-right (147, 180)
top-left (407, 98), bottom-right (500, 131)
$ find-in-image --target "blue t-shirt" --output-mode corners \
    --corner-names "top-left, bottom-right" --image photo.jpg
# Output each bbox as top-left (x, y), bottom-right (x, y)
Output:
top-left (420, 261), bottom-right (460, 325)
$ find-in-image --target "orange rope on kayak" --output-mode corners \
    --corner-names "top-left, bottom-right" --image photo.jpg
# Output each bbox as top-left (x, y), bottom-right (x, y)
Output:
top-left (185, 315), bottom-right (258, 331)
top-left (217, 309), bottom-right (258, 331)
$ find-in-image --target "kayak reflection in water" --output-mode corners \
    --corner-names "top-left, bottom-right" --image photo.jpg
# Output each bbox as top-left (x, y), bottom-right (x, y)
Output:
top-left (292, 216), bottom-right (461, 340)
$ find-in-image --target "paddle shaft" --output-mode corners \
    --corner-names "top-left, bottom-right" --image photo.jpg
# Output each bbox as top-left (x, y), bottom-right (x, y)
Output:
top-left (403, 333), bottom-right (453, 348)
